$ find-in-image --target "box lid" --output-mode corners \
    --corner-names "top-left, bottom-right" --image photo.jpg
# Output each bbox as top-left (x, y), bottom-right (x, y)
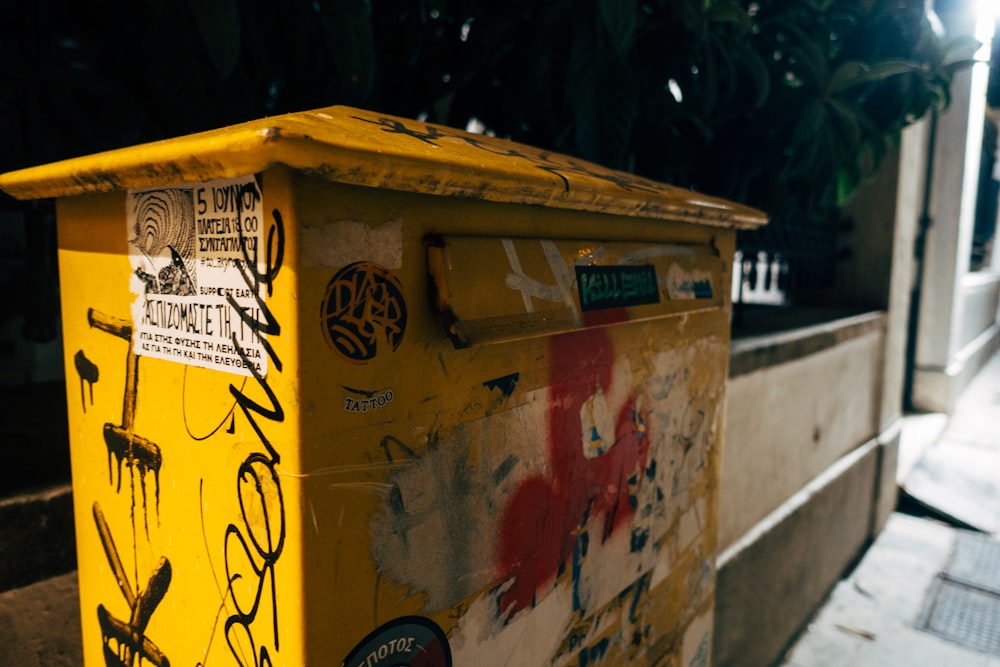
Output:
top-left (0, 106), bottom-right (766, 230)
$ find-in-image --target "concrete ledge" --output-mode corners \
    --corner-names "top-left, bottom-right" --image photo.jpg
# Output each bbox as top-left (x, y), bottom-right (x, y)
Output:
top-left (0, 485), bottom-right (76, 593)
top-left (0, 572), bottom-right (81, 667)
top-left (873, 421), bottom-right (902, 534)
top-left (714, 439), bottom-right (880, 667)
top-left (912, 321), bottom-right (1000, 413)
top-left (730, 311), bottom-right (886, 378)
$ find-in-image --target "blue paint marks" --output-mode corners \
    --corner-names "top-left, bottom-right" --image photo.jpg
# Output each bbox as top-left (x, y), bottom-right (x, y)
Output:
top-left (572, 531), bottom-right (590, 612)
top-left (628, 572), bottom-right (651, 623)
top-left (483, 372), bottom-right (520, 397)
top-left (578, 638), bottom-right (610, 665)
top-left (632, 408), bottom-right (646, 437)
top-left (630, 527), bottom-right (650, 553)
top-left (690, 633), bottom-right (710, 667)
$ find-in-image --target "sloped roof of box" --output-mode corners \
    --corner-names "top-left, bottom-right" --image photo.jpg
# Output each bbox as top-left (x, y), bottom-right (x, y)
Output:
top-left (0, 106), bottom-right (766, 230)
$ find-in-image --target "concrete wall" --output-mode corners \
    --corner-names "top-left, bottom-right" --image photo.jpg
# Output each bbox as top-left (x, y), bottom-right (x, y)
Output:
top-left (911, 5), bottom-right (1000, 412)
top-left (714, 438), bottom-right (882, 667)
top-left (956, 272), bottom-right (1000, 350)
top-left (718, 317), bottom-right (885, 552)
top-left (715, 316), bottom-right (900, 667)
top-left (713, 117), bottom-right (927, 666)
top-left (836, 123), bottom-right (927, 431)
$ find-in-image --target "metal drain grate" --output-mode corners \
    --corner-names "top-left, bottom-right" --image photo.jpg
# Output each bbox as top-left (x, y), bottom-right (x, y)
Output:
top-left (918, 533), bottom-right (1000, 655)
top-left (947, 533), bottom-right (1000, 594)
top-left (918, 578), bottom-right (1000, 655)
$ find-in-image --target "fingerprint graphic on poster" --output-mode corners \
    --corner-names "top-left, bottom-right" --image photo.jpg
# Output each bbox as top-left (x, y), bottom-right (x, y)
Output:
top-left (127, 175), bottom-right (268, 377)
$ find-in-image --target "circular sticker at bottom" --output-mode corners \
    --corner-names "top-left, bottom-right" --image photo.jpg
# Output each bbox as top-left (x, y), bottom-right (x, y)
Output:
top-left (342, 616), bottom-right (452, 667)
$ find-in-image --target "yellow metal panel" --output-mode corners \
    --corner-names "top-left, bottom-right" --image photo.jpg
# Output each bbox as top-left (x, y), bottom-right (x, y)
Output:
top-left (428, 235), bottom-right (725, 346)
top-left (1, 109), bottom-right (761, 666)
top-left (58, 169), bottom-right (309, 666)
top-left (0, 106), bottom-right (766, 231)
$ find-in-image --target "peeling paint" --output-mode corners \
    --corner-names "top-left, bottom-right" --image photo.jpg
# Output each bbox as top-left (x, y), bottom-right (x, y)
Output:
top-left (301, 219), bottom-right (403, 270)
top-left (666, 264), bottom-right (714, 300)
top-left (368, 331), bottom-right (725, 664)
top-left (682, 614), bottom-right (713, 667)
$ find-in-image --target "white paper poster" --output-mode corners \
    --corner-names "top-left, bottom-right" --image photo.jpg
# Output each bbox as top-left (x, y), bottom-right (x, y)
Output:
top-left (127, 175), bottom-right (268, 377)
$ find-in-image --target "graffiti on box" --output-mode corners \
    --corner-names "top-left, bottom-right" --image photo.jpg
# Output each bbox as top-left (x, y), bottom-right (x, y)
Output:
top-left (366, 236), bottom-right (723, 665)
top-left (74, 181), bottom-right (287, 666)
top-left (217, 204), bottom-right (287, 666)
top-left (74, 190), bottom-right (719, 666)
top-left (371, 329), bottom-right (722, 664)
top-left (353, 114), bottom-right (661, 195)
top-left (320, 260), bottom-right (407, 363)
top-left (371, 329), bottom-right (721, 665)
top-left (93, 502), bottom-right (171, 667)
top-left (85, 309), bottom-right (162, 530)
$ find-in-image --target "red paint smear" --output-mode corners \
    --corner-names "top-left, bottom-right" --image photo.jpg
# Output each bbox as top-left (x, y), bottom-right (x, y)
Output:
top-left (497, 328), bottom-right (649, 614)
top-left (581, 307), bottom-right (629, 328)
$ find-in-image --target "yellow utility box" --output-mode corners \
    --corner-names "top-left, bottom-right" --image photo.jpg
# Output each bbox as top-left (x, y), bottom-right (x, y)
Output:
top-left (0, 107), bottom-right (765, 666)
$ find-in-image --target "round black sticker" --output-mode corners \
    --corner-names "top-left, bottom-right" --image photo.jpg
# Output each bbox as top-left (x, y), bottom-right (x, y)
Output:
top-left (342, 616), bottom-right (451, 667)
top-left (320, 261), bottom-right (407, 363)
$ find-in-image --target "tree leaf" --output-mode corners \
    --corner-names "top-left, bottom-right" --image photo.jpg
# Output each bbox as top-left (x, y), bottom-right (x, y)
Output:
top-left (941, 34), bottom-right (982, 65)
top-left (827, 61), bottom-right (868, 95)
top-left (790, 98), bottom-right (825, 148)
top-left (826, 97), bottom-right (862, 153)
top-left (315, 0), bottom-right (376, 103)
top-left (706, 0), bottom-right (749, 31)
top-left (567, 8), bottom-right (637, 168)
top-left (739, 44), bottom-right (771, 108)
top-left (598, 0), bottom-right (638, 56)
top-left (186, 0), bottom-right (241, 80)
top-left (775, 19), bottom-right (829, 88)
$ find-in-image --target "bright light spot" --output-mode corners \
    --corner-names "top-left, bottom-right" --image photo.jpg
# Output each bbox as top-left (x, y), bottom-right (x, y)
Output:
top-left (460, 19), bottom-right (473, 42)
top-left (442, 73), bottom-right (452, 83)
top-left (975, 0), bottom-right (997, 60)
top-left (466, 117), bottom-right (487, 134)
top-left (667, 79), bottom-right (683, 103)
top-left (784, 71), bottom-right (803, 87)
top-left (686, 198), bottom-right (731, 210)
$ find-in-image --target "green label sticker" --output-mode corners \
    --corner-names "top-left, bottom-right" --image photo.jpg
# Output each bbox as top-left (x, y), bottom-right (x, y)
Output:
top-left (575, 264), bottom-right (660, 311)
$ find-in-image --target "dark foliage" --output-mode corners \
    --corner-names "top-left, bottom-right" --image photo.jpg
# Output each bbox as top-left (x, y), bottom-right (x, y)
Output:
top-left (0, 0), bottom-right (979, 344)
top-left (2, 1), bottom-right (977, 214)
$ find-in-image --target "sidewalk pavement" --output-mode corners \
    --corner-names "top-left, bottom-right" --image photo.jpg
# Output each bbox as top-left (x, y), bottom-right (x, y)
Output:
top-left (782, 349), bottom-right (1000, 666)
